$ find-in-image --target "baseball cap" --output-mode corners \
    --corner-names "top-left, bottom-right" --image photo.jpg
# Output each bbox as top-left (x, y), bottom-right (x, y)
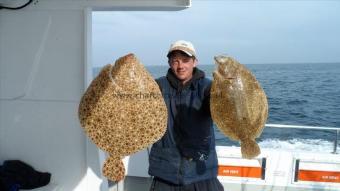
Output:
top-left (167, 40), bottom-right (197, 58)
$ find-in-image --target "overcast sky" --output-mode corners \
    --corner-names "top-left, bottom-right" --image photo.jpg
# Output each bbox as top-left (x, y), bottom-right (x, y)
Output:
top-left (92, 0), bottom-right (340, 67)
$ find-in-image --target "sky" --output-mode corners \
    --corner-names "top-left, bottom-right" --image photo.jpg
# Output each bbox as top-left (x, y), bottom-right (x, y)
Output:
top-left (92, 0), bottom-right (340, 67)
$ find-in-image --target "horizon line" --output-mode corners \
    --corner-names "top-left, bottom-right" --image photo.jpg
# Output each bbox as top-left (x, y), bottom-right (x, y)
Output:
top-left (93, 62), bottom-right (340, 68)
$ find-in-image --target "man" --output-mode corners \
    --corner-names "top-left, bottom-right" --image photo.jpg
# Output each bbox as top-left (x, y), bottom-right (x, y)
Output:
top-left (148, 40), bottom-right (224, 191)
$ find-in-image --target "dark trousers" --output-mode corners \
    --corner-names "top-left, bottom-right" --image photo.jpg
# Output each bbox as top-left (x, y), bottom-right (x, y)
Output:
top-left (149, 177), bottom-right (224, 191)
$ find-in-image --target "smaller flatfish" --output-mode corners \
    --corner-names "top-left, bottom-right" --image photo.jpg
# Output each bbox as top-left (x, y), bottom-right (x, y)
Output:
top-left (210, 55), bottom-right (268, 159)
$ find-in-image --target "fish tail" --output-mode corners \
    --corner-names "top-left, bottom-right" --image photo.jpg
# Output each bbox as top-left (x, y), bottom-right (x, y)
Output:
top-left (102, 155), bottom-right (125, 182)
top-left (240, 139), bottom-right (261, 159)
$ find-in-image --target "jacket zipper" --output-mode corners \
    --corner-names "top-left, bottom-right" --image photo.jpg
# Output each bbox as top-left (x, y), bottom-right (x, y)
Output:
top-left (177, 89), bottom-right (183, 184)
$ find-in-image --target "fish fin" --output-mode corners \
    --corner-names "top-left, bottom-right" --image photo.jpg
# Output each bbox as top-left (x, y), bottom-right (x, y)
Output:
top-left (240, 139), bottom-right (260, 159)
top-left (102, 155), bottom-right (125, 182)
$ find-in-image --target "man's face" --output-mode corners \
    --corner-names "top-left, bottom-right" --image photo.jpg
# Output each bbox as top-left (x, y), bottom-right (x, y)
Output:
top-left (168, 51), bottom-right (197, 84)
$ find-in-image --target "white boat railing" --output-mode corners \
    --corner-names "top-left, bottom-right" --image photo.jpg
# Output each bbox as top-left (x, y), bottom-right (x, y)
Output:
top-left (265, 123), bottom-right (339, 154)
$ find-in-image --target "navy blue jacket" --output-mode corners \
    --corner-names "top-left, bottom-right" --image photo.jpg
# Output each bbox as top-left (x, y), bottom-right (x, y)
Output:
top-left (148, 68), bottom-right (218, 185)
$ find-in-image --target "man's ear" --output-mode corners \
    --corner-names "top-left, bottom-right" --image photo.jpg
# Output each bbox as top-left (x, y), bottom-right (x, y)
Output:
top-left (193, 59), bottom-right (198, 67)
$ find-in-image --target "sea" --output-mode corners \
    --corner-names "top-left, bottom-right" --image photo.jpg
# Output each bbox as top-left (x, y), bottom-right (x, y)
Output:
top-left (93, 63), bottom-right (340, 153)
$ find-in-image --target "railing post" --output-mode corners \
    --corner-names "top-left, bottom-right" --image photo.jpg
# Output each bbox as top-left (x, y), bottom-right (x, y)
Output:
top-left (333, 130), bottom-right (339, 154)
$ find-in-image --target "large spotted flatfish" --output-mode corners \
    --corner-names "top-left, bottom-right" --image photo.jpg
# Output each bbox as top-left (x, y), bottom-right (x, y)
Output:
top-left (78, 53), bottom-right (167, 181)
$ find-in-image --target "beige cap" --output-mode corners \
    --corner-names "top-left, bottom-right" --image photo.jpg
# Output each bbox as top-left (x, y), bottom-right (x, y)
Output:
top-left (167, 40), bottom-right (196, 58)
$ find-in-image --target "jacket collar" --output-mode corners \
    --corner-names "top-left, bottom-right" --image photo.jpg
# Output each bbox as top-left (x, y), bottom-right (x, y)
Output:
top-left (166, 67), bottom-right (205, 91)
